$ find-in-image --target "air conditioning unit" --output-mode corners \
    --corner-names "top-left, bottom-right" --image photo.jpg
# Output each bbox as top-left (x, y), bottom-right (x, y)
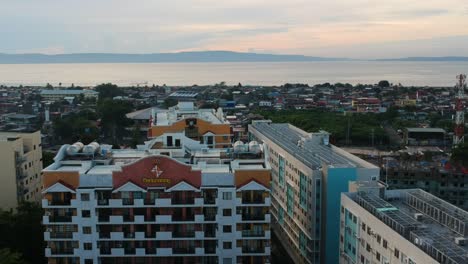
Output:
top-left (413, 213), bottom-right (423, 221)
top-left (455, 237), bottom-right (467, 246)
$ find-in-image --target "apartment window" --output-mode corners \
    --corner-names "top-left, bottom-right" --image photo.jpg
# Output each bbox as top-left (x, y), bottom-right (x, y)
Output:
top-left (81, 193), bottom-right (90, 201)
top-left (383, 239), bottom-right (388, 249)
top-left (362, 223), bottom-right (366, 231)
top-left (376, 252), bottom-right (381, 261)
top-left (366, 243), bottom-right (371, 252)
top-left (360, 255), bottom-right (365, 264)
top-left (84, 260), bottom-right (93, 264)
top-left (367, 227), bottom-right (371, 235)
top-left (222, 192), bottom-right (232, 200)
top-left (394, 248), bottom-right (400, 258)
top-left (223, 258), bottom-right (232, 264)
top-left (83, 226), bottom-right (92, 234)
top-left (223, 225), bottom-right (232, 233)
top-left (223, 242), bottom-right (232, 249)
top-left (223, 209), bottom-right (232, 216)
top-left (84, 243), bottom-right (92, 250)
top-left (82, 210), bottom-right (91, 218)
top-left (376, 234), bottom-right (381, 244)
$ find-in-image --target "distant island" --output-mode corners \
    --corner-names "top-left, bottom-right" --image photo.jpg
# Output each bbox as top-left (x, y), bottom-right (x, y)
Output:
top-left (0, 51), bottom-right (467, 64)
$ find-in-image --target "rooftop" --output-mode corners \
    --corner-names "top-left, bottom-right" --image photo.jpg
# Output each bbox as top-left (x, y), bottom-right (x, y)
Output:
top-left (347, 189), bottom-right (468, 264)
top-left (155, 102), bottom-right (228, 126)
top-left (250, 122), bottom-right (370, 169)
top-left (406, 127), bottom-right (446, 133)
top-left (40, 89), bottom-right (98, 95)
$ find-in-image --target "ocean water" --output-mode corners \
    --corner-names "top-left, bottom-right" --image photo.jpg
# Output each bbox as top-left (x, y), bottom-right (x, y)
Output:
top-left (0, 61), bottom-right (467, 87)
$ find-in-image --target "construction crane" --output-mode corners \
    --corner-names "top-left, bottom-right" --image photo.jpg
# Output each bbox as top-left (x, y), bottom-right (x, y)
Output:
top-left (453, 74), bottom-right (466, 147)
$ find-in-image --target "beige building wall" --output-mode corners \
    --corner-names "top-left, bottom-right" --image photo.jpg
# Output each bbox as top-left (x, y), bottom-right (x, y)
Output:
top-left (0, 131), bottom-right (43, 210)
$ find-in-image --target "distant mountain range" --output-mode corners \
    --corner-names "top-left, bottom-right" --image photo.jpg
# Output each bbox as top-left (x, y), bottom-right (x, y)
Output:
top-left (0, 51), bottom-right (467, 63)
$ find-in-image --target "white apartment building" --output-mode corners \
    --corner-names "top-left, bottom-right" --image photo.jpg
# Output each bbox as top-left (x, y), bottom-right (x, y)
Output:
top-left (42, 135), bottom-right (271, 264)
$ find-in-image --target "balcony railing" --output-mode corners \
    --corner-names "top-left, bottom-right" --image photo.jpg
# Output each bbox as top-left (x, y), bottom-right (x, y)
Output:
top-left (51, 248), bottom-right (75, 255)
top-left (171, 197), bottom-right (195, 205)
top-left (122, 198), bottom-right (134, 205)
top-left (146, 248), bottom-right (157, 254)
top-left (172, 215), bottom-right (195, 221)
top-left (49, 200), bottom-right (72, 206)
top-left (242, 196), bottom-right (264, 204)
top-left (205, 247), bottom-right (216, 254)
top-left (98, 215), bottom-right (110, 222)
top-left (205, 230), bottom-right (216, 238)
top-left (99, 232), bottom-right (111, 239)
top-left (144, 199), bottom-right (155, 205)
top-left (100, 248), bottom-right (111, 255)
top-left (204, 214), bottom-right (216, 221)
top-left (242, 246), bottom-right (265, 253)
top-left (242, 214), bottom-right (265, 221)
top-left (242, 230), bottom-right (265, 237)
top-left (124, 248), bottom-right (136, 254)
top-left (50, 232), bottom-right (74, 239)
top-left (49, 215), bottom-right (73, 222)
top-left (173, 231), bottom-right (195, 238)
top-left (98, 199), bottom-right (109, 206)
top-left (173, 247), bottom-right (195, 254)
top-left (204, 197), bottom-right (216, 204)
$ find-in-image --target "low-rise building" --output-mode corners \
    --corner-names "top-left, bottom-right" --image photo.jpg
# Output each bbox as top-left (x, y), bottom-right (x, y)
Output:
top-left (40, 89), bottom-right (98, 102)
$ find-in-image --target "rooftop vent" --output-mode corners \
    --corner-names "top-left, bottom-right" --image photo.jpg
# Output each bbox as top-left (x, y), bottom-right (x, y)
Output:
top-left (455, 237), bottom-right (467, 246)
top-left (414, 213), bottom-right (423, 221)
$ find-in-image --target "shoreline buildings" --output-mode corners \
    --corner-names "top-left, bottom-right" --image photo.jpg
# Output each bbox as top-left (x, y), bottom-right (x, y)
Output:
top-left (340, 186), bottom-right (468, 264)
top-left (249, 121), bottom-right (379, 264)
top-left (0, 130), bottom-right (42, 210)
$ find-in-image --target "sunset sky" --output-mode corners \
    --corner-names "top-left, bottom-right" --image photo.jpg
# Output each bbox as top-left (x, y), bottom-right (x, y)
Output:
top-left (1, 0), bottom-right (468, 58)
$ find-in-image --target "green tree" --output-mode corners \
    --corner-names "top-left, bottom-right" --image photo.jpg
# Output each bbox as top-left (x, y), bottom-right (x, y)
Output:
top-left (42, 151), bottom-right (55, 168)
top-left (98, 99), bottom-right (133, 141)
top-left (95, 83), bottom-right (124, 101)
top-left (378, 80), bottom-right (390, 88)
top-left (0, 248), bottom-right (25, 264)
top-left (0, 202), bottom-right (45, 264)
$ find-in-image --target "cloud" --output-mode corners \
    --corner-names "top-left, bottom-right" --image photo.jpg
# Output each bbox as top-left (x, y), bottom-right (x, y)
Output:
top-left (0, 0), bottom-right (467, 58)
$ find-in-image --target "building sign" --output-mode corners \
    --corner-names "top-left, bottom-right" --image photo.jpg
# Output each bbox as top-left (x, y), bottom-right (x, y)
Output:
top-left (143, 162), bottom-right (171, 184)
top-left (113, 156), bottom-right (201, 189)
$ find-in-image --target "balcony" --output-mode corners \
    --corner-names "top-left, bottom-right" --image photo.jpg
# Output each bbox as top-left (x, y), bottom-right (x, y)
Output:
top-left (50, 232), bottom-right (74, 239)
top-left (172, 214), bottom-right (195, 222)
top-left (124, 248), bottom-right (136, 255)
top-left (242, 214), bottom-right (265, 221)
top-left (242, 247), bottom-right (265, 254)
top-left (97, 199), bottom-right (109, 206)
top-left (242, 230), bottom-right (265, 237)
top-left (146, 248), bottom-right (157, 254)
top-left (242, 196), bottom-right (264, 204)
top-left (144, 198), bottom-right (155, 205)
top-left (203, 196), bottom-right (216, 205)
top-left (205, 247), bottom-right (216, 254)
top-left (99, 232), bottom-right (111, 239)
top-left (124, 232), bottom-right (135, 239)
top-left (100, 247), bottom-right (111, 255)
top-left (98, 215), bottom-right (110, 222)
top-left (50, 248), bottom-right (75, 255)
top-left (173, 247), bottom-right (195, 254)
top-left (171, 197), bottom-right (195, 205)
top-left (122, 198), bottom-right (134, 205)
top-left (173, 230), bottom-right (195, 238)
top-left (49, 215), bottom-right (73, 222)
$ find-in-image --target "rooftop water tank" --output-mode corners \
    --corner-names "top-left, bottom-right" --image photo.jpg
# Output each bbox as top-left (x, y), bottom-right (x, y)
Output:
top-left (248, 141), bottom-right (261, 154)
top-left (66, 142), bottom-right (84, 155)
top-left (233, 141), bottom-right (246, 152)
top-left (83, 142), bottom-right (100, 154)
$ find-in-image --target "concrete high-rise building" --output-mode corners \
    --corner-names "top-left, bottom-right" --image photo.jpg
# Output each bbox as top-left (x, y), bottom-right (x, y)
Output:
top-left (42, 135), bottom-right (271, 264)
top-left (0, 130), bottom-right (43, 210)
top-left (340, 186), bottom-right (468, 264)
top-left (249, 121), bottom-right (379, 264)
